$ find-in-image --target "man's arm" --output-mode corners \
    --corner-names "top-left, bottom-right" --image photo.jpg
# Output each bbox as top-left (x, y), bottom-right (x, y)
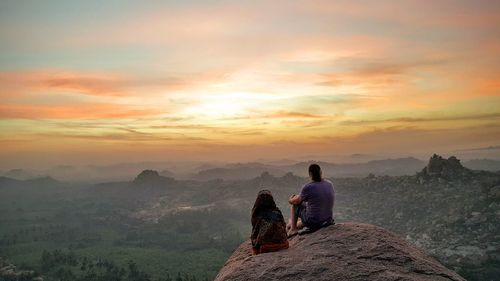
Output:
top-left (288, 194), bottom-right (303, 205)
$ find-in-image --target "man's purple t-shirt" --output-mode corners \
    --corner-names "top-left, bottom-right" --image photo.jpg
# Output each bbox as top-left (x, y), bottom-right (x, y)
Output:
top-left (299, 179), bottom-right (335, 226)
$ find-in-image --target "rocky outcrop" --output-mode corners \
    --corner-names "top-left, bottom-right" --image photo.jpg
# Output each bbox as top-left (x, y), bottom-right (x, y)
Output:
top-left (417, 154), bottom-right (472, 183)
top-left (214, 223), bottom-right (465, 281)
top-left (132, 169), bottom-right (174, 188)
top-left (134, 170), bottom-right (162, 183)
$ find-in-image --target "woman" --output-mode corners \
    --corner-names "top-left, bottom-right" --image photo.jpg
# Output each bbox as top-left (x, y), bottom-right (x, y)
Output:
top-left (251, 190), bottom-right (289, 255)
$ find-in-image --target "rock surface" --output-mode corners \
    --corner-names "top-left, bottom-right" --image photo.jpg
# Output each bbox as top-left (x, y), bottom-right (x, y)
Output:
top-left (214, 223), bottom-right (465, 281)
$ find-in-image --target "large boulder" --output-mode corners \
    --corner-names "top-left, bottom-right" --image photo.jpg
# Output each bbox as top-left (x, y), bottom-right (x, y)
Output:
top-left (214, 223), bottom-right (465, 281)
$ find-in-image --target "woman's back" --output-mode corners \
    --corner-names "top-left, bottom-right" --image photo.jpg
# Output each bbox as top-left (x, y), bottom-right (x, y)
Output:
top-left (251, 190), bottom-right (289, 255)
top-left (252, 209), bottom-right (288, 245)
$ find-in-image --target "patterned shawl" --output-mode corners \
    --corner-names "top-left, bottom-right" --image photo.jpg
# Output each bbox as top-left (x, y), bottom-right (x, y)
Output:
top-left (251, 190), bottom-right (288, 252)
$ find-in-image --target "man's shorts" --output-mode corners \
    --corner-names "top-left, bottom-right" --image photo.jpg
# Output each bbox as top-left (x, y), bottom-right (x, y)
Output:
top-left (295, 203), bottom-right (335, 229)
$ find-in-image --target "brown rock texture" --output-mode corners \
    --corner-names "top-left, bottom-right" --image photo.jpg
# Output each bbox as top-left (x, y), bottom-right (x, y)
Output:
top-left (214, 223), bottom-right (465, 281)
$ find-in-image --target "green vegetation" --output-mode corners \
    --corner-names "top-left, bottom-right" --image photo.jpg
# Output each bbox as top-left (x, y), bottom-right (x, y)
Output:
top-left (0, 178), bottom-right (245, 281)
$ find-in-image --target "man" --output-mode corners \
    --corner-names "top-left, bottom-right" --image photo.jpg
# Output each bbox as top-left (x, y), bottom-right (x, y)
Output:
top-left (287, 164), bottom-right (335, 237)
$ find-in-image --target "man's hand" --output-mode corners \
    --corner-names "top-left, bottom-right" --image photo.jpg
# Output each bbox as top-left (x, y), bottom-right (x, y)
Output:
top-left (288, 194), bottom-right (302, 205)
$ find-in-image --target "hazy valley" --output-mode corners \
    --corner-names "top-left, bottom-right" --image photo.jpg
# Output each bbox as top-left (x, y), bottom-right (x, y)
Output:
top-left (3, 157), bottom-right (500, 183)
top-left (1, 155), bottom-right (499, 281)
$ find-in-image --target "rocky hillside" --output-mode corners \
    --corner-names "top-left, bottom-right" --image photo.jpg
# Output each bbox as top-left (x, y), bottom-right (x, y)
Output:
top-left (336, 155), bottom-right (500, 280)
top-left (215, 223), bottom-right (465, 281)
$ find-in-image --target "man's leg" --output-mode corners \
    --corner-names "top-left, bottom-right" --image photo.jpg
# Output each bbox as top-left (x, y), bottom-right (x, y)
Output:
top-left (288, 218), bottom-right (304, 232)
top-left (297, 219), bottom-right (304, 229)
top-left (288, 204), bottom-right (299, 236)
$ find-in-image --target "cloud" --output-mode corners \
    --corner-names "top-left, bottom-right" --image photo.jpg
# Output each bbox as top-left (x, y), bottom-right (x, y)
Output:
top-left (34, 132), bottom-right (209, 142)
top-left (308, 122), bottom-right (500, 158)
top-left (456, 145), bottom-right (500, 152)
top-left (41, 74), bottom-right (129, 97)
top-left (340, 112), bottom-right (500, 126)
top-left (0, 103), bottom-right (162, 119)
top-left (0, 69), bottom-right (223, 98)
top-left (0, 70), bottom-right (124, 97)
top-left (317, 58), bottom-right (449, 88)
top-left (263, 111), bottom-right (326, 119)
top-left (218, 111), bottom-right (332, 121)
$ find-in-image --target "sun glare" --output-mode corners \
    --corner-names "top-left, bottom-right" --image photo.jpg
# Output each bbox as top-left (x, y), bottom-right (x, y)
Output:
top-left (183, 92), bottom-right (277, 118)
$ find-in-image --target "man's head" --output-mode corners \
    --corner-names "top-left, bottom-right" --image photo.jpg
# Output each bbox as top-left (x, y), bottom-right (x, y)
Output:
top-left (308, 164), bottom-right (322, 182)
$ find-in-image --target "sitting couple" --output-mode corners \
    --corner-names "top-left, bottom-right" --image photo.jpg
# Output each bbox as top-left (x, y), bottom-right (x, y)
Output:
top-left (251, 164), bottom-right (335, 255)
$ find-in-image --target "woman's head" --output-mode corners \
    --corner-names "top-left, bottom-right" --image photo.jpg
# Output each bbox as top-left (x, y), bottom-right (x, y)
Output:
top-left (308, 164), bottom-right (322, 182)
top-left (253, 190), bottom-right (276, 210)
top-left (251, 190), bottom-right (277, 226)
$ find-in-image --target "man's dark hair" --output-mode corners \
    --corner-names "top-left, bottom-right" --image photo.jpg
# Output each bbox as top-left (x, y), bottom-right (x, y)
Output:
top-left (308, 164), bottom-right (322, 182)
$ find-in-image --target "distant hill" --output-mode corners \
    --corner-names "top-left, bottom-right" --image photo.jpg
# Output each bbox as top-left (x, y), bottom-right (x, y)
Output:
top-left (133, 169), bottom-right (174, 186)
top-left (281, 157), bottom-right (425, 177)
top-left (463, 159), bottom-right (500, 172)
top-left (192, 157), bottom-right (426, 180)
top-left (191, 157), bottom-right (500, 181)
top-left (2, 169), bottom-right (40, 180)
top-left (3, 157), bottom-right (499, 183)
top-left (0, 176), bottom-right (22, 187)
top-left (159, 169), bottom-right (175, 178)
top-left (0, 175), bottom-right (60, 188)
top-left (193, 163), bottom-right (288, 181)
top-left (90, 170), bottom-right (177, 204)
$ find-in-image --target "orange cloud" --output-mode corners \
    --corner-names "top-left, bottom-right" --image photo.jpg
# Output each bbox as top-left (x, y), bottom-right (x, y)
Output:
top-left (339, 112), bottom-right (500, 126)
top-left (263, 111), bottom-right (327, 119)
top-left (0, 69), bottom-right (221, 99)
top-left (0, 103), bottom-right (161, 119)
top-left (42, 74), bottom-right (127, 97)
top-left (0, 70), bottom-right (126, 98)
top-left (317, 58), bottom-right (449, 89)
top-left (469, 78), bottom-right (500, 96)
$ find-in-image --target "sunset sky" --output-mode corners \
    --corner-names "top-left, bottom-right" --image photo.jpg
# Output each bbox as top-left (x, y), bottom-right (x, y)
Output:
top-left (1, 0), bottom-right (499, 168)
